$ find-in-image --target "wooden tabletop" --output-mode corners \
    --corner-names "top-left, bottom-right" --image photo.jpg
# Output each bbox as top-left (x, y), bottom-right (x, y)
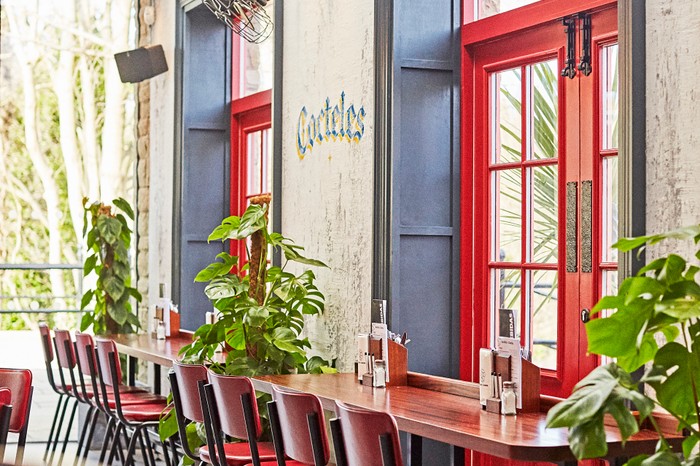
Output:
top-left (252, 373), bottom-right (669, 463)
top-left (108, 332), bottom-right (194, 368)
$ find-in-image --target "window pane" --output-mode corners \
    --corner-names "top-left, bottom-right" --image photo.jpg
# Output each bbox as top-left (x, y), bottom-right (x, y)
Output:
top-left (602, 157), bottom-right (618, 262)
top-left (491, 268), bottom-right (522, 345)
top-left (477, 0), bottom-right (539, 20)
top-left (491, 68), bottom-right (522, 164)
top-left (261, 128), bottom-right (271, 193)
top-left (529, 269), bottom-right (557, 370)
top-left (601, 44), bottom-right (618, 150)
top-left (240, 1), bottom-right (274, 97)
top-left (246, 131), bottom-right (262, 196)
top-left (492, 169), bottom-right (521, 262)
top-left (529, 165), bottom-right (558, 263)
top-left (529, 60), bottom-right (558, 160)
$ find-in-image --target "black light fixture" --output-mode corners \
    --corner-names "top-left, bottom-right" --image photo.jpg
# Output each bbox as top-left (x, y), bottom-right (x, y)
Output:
top-left (114, 45), bottom-right (168, 83)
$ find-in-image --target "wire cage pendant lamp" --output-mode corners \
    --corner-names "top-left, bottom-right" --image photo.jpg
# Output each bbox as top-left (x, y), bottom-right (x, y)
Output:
top-left (202, 0), bottom-right (273, 44)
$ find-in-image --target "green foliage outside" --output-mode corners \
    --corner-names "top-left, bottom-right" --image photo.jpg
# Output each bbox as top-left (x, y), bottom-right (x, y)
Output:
top-left (159, 202), bottom-right (335, 456)
top-left (546, 225), bottom-right (700, 465)
top-left (80, 198), bottom-right (141, 334)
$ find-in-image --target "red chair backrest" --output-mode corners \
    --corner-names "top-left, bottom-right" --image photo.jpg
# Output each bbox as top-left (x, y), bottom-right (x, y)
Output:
top-left (38, 322), bottom-right (54, 363)
top-left (74, 332), bottom-right (96, 377)
top-left (0, 388), bottom-right (10, 407)
top-left (336, 401), bottom-right (404, 466)
top-left (207, 370), bottom-right (262, 440)
top-left (0, 369), bottom-right (33, 433)
top-left (271, 384), bottom-right (330, 464)
top-left (95, 339), bottom-right (121, 387)
top-left (53, 329), bottom-right (76, 369)
top-left (173, 362), bottom-right (208, 423)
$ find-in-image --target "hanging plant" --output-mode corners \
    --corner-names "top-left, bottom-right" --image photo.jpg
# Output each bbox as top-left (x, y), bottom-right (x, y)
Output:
top-left (80, 197), bottom-right (141, 334)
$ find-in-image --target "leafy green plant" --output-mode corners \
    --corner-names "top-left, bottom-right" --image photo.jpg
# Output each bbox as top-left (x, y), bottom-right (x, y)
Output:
top-left (80, 197), bottom-right (141, 334)
top-left (546, 225), bottom-right (700, 465)
top-left (160, 200), bottom-right (334, 455)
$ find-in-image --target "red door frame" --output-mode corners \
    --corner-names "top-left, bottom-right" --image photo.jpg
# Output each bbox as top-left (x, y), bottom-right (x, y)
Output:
top-left (460, 0), bottom-right (618, 395)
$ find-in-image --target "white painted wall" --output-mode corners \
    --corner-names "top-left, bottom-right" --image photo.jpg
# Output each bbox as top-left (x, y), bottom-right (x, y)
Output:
top-left (148, 0), bottom-right (176, 307)
top-left (646, 0), bottom-right (700, 258)
top-left (281, 0), bottom-right (375, 371)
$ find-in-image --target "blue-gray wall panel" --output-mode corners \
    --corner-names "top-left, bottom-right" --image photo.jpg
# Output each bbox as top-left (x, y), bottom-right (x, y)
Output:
top-left (184, 7), bottom-right (229, 126)
top-left (399, 68), bottom-right (453, 228)
top-left (180, 241), bottom-right (222, 330)
top-left (396, 0), bottom-right (454, 61)
top-left (398, 235), bottom-right (453, 376)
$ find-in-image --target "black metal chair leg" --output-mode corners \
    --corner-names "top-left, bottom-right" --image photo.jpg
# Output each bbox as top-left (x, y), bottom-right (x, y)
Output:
top-left (144, 429), bottom-right (157, 466)
top-left (44, 394), bottom-right (65, 459)
top-left (61, 399), bottom-right (80, 454)
top-left (81, 409), bottom-right (100, 461)
top-left (98, 416), bottom-right (115, 464)
top-left (123, 426), bottom-right (143, 466)
top-left (51, 393), bottom-right (71, 454)
top-left (74, 406), bottom-right (94, 461)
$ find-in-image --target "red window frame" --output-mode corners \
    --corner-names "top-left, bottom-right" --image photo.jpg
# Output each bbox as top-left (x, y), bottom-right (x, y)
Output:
top-left (460, 0), bottom-right (618, 396)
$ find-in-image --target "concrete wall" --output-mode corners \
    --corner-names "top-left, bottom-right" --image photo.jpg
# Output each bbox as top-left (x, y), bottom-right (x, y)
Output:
top-left (146, 0), bottom-right (176, 309)
top-left (281, 0), bottom-right (375, 371)
top-left (646, 0), bottom-right (700, 258)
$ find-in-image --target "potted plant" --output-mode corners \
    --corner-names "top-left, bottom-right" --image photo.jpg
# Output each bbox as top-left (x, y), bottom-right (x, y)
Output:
top-left (546, 225), bottom-right (700, 465)
top-left (159, 195), bottom-right (334, 447)
top-left (80, 197), bottom-right (141, 334)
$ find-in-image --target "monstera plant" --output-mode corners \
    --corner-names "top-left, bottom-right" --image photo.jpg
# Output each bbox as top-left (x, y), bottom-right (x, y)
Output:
top-left (159, 196), bottom-right (334, 450)
top-left (80, 197), bottom-right (141, 334)
top-left (546, 225), bottom-right (700, 465)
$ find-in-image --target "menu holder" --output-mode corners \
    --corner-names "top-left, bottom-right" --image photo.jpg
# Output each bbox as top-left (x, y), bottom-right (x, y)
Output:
top-left (169, 309), bottom-right (180, 337)
top-left (483, 354), bottom-right (540, 414)
top-left (361, 338), bottom-right (407, 387)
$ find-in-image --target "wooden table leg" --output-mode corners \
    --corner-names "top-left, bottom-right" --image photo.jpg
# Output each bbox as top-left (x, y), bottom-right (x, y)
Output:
top-left (408, 433), bottom-right (422, 466)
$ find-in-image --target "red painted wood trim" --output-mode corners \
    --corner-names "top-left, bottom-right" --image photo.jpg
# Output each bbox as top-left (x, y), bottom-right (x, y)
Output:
top-left (231, 89), bottom-right (273, 115)
top-left (462, 0), bottom-right (616, 46)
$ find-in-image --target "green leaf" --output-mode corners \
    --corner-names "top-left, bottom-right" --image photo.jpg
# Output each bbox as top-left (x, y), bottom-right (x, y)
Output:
top-left (271, 327), bottom-right (295, 342)
top-left (80, 312), bottom-right (94, 332)
top-left (639, 451), bottom-right (682, 466)
top-left (568, 414), bottom-right (608, 459)
top-left (83, 254), bottom-right (98, 276)
top-left (650, 342), bottom-right (700, 418)
top-left (103, 274), bottom-right (126, 301)
top-left (112, 197), bottom-right (135, 220)
top-left (158, 408), bottom-right (178, 441)
top-left (208, 216), bottom-right (241, 242)
top-left (546, 365), bottom-right (618, 429)
top-left (586, 308), bottom-right (648, 360)
top-left (80, 290), bottom-right (94, 310)
top-left (204, 277), bottom-right (246, 300)
top-left (683, 436), bottom-right (700, 460)
top-left (606, 397), bottom-right (639, 441)
top-left (273, 339), bottom-right (305, 355)
top-left (108, 301), bottom-right (128, 325)
top-left (245, 306), bottom-right (270, 327)
top-left (237, 204), bottom-right (267, 239)
top-left (97, 215), bottom-right (123, 245)
top-left (195, 253), bottom-right (238, 282)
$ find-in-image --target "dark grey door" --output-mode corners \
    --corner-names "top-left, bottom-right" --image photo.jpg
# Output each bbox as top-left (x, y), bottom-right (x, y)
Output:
top-left (175, 4), bottom-right (231, 331)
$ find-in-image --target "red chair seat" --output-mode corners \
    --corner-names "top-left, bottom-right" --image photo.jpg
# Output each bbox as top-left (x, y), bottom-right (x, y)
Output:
top-left (259, 461), bottom-right (309, 466)
top-left (199, 441), bottom-right (277, 466)
top-left (119, 402), bottom-right (170, 422)
top-left (106, 392), bottom-right (166, 409)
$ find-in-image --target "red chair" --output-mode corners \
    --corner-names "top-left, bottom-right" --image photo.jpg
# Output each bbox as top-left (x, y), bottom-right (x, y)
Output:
top-left (0, 388), bottom-right (12, 461)
top-left (333, 402), bottom-right (403, 466)
top-left (0, 368), bottom-right (33, 465)
top-left (264, 384), bottom-right (331, 466)
top-left (95, 338), bottom-right (170, 466)
top-left (201, 370), bottom-right (277, 466)
top-left (169, 362), bottom-right (214, 463)
top-left (73, 332), bottom-right (158, 463)
top-left (38, 322), bottom-right (73, 458)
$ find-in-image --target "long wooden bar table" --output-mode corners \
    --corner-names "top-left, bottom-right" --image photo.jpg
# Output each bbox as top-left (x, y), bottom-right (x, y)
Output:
top-left (108, 334), bottom-right (678, 466)
top-left (253, 373), bottom-right (674, 466)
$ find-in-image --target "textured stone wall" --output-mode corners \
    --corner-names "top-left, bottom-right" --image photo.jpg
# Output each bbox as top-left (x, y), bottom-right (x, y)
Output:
top-left (646, 0), bottom-right (700, 258)
top-left (281, 0), bottom-right (375, 372)
top-left (136, 0), bottom-right (153, 329)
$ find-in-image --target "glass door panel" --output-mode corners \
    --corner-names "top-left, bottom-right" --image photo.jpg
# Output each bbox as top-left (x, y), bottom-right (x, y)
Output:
top-left (488, 57), bottom-right (560, 370)
top-left (476, 0), bottom-right (540, 20)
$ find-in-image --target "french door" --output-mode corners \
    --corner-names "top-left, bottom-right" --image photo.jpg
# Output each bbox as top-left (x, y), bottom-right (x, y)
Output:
top-left (464, 4), bottom-right (618, 405)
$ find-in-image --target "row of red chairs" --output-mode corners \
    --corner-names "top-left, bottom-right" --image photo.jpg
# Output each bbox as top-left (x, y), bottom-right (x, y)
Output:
top-left (39, 324), bottom-right (173, 465)
top-left (0, 367), bottom-right (33, 465)
top-left (169, 362), bottom-right (405, 466)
